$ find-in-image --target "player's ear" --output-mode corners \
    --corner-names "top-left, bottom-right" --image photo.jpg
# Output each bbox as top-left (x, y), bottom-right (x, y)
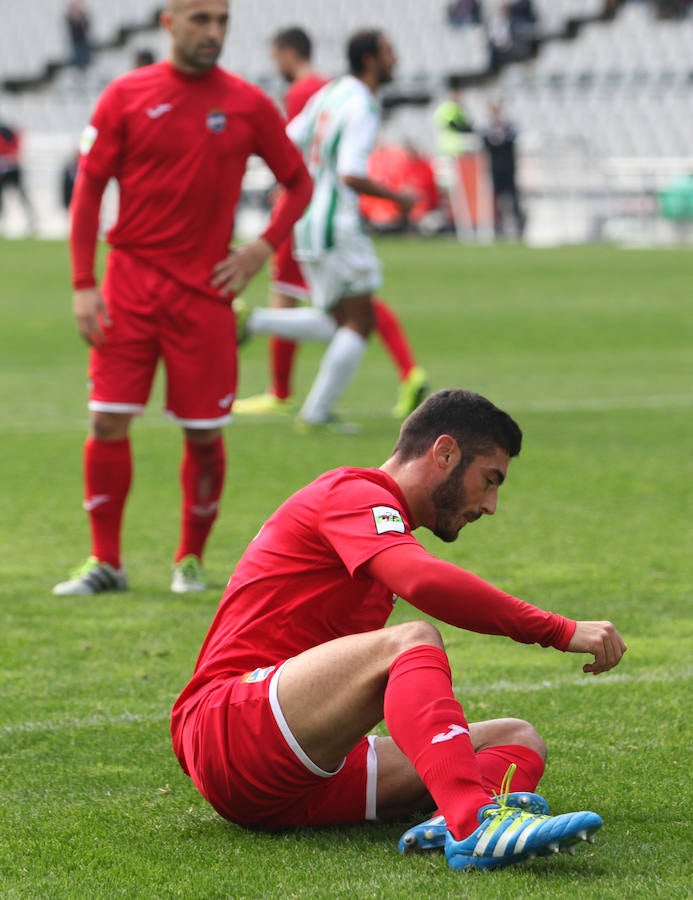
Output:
top-left (432, 434), bottom-right (459, 470)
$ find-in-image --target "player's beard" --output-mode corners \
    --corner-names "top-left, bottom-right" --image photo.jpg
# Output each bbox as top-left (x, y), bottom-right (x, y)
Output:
top-left (185, 41), bottom-right (222, 71)
top-left (431, 458), bottom-right (476, 543)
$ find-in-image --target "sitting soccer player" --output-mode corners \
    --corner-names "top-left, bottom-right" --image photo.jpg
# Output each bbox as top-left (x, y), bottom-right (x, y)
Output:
top-left (171, 389), bottom-right (627, 872)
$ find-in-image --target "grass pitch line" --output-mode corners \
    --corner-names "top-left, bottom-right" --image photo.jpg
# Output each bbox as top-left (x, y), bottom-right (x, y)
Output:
top-left (454, 666), bottom-right (691, 696)
top-left (2, 667), bottom-right (689, 739)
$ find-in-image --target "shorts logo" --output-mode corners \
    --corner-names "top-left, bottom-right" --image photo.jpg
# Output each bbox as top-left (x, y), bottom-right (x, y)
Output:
top-left (218, 392), bottom-right (234, 409)
top-left (241, 666), bottom-right (276, 684)
top-left (372, 505), bottom-right (405, 535)
top-left (79, 124), bottom-right (98, 155)
top-left (206, 110), bottom-right (227, 133)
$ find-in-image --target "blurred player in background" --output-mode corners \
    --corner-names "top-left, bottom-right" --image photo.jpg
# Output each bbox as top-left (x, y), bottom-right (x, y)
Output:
top-left (235, 30), bottom-right (427, 430)
top-left (234, 26), bottom-right (428, 421)
top-left (53, 0), bottom-right (312, 596)
top-left (171, 388), bottom-right (627, 871)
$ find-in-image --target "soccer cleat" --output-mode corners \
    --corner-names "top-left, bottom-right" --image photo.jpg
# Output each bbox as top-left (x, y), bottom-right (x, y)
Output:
top-left (232, 297), bottom-right (252, 345)
top-left (398, 792), bottom-right (550, 854)
top-left (52, 556), bottom-right (127, 596)
top-left (392, 366), bottom-right (429, 419)
top-left (293, 416), bottom-right (362, 436)
top-left (232, 392), bottom-right (296, 416)
top-left (171, 555), bottom-right (206, 594)
top-left (444, 765), bottom-right (602, 872)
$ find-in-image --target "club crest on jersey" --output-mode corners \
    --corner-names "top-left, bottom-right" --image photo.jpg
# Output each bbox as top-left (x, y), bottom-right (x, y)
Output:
top-left (206, 109), bottom-right (227, 133)
top-left (241, 666), bottom-right (276, 684)
top-left (372, 505), bottom-right (405, 535)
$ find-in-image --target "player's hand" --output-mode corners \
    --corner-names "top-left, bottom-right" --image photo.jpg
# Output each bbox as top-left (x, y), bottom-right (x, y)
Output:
top-left (211, 238), bottom-right (272, 297)
top-left (397, 189), bottom-right (417, 216)
top-left (73, 287), bottom-right (110, 347)
top-left (567, 620), bottom-right (627, 675)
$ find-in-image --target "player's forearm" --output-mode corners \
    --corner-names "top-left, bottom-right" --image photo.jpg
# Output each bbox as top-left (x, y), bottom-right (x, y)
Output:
top-left (342, 174), bottom-right (406, 206)
top-left (262, 163), bottom-right (312, 250)
top-left (69, 169), bottom-right (108, 289)
top-left (367, 544), bottom-right (576, 650)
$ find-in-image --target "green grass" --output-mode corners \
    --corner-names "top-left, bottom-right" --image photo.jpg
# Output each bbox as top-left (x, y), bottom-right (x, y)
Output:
top-left (1, 238), bottom-right (691, 898)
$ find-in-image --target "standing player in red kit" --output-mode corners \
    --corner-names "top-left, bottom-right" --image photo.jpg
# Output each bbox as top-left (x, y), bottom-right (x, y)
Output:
top-left (233, 26), bottom-right (429, 421)
top-left (52, 0), bottom-right (312, 596)
top-left (171, 389), bottom-right (627, 872)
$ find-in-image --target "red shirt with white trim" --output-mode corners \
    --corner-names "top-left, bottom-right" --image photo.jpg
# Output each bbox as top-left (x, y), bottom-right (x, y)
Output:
top-left (172, 466), bottom-right (575, 722)
top-left (75, 61), bottom-right (305, 297)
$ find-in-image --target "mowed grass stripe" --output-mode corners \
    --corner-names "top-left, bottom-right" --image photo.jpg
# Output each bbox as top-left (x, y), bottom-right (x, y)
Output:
top-left (2, 666), bottom-right (689, 737)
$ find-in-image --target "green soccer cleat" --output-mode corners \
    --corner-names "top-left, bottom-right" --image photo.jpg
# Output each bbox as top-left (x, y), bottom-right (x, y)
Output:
top-left (392, 366), bottom-right (429, 419)
top-left (233, 393), bottom-right (296, 416)
top-left (171, 555), bottom-right (207, 594)
top-left (52, 556), bottom-right (127, 596)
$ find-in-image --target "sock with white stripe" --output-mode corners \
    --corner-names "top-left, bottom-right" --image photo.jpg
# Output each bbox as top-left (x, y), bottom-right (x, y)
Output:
top-left (249, 306), bottom-right (337, 342)
top-left (299, 326), bottom-right (366, 424)
top-left (384, 645), bottom-right (494, 841)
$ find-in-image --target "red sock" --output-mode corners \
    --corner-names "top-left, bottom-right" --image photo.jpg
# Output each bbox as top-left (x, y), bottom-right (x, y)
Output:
top-left (270, 336), bottom-right (297, 400)
top-left (175, 436), bottom-right (226, 563)
top-left (83, 437), bottom-right (132, 569)
top-left (373, 298), bottom-right (416, 381)
top-left (384, 645), bottom-right (493, 840)
top-left (476, 744), bottom-right (545, 796)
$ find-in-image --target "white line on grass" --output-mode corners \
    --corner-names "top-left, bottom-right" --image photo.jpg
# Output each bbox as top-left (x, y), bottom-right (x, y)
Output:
top-left (2, 668), bottom-right (689, 738)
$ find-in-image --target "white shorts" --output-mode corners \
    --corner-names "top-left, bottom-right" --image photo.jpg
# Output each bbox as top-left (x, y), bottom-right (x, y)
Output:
top-left (299, 234), bottom-right (382, 310)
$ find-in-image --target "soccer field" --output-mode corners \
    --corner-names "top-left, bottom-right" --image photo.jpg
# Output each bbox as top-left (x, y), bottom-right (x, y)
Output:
top-left (1, 238), bottom-right (691, 898)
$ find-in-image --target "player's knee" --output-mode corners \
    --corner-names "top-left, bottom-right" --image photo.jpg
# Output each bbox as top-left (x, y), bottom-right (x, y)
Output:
top-left (390, 620), bottom-right (444, 654)
top-left (90, 412), bottom-right (131, 441)
top-left (505, 718), bottom-right (547, 761)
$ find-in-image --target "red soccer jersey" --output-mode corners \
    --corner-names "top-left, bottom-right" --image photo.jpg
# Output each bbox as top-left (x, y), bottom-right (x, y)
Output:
top-left (79, 61), bottom-right (304, 297)
top-left (284, 73), bottom-right (329, 121)
top-left (173, 467), bottom-right (417, 710)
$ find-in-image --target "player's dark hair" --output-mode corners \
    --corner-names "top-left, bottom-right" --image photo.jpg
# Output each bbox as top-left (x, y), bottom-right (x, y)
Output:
top-left (393, 389), bottom-right (522, 462)
top-left (272, 26), bottom-right (312, 61)
top-left (347, 30), bottom-right (382, 76)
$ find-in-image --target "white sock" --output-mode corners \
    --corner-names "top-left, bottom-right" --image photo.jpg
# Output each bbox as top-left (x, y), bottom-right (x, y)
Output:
top-left (249, 307), bottom-right (337, 342)
top-left (299, 327), bottom-right (367, 424)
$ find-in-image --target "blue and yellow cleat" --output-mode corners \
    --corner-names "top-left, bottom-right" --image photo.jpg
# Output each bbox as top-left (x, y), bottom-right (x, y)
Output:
top-left (398, 792), bottom-right (550, 854)
top-left (445, 805), bottom-right (602, 872)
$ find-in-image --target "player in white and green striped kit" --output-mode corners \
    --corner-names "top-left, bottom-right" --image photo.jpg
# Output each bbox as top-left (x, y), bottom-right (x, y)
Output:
top-left (239, 31), bottom-right (417, 428)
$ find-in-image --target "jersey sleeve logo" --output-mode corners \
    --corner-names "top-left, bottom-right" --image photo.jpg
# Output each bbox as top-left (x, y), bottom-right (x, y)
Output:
top-left (372, 505), bottom-right (406, 535)
top-left (79, 124), bottom-right (98, 155)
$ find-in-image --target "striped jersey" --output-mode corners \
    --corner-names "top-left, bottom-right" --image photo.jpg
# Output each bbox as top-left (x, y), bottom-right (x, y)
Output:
top-left (287, 75), bottom-right (380, 258)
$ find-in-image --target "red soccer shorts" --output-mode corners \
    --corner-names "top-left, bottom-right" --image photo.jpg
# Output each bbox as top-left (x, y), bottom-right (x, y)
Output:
top-left (270, 237), bottom-right (309, 301)
top-left (173, 662), bottom-right (378, 829)
top-left (89, 250), bottom-right (237, 427)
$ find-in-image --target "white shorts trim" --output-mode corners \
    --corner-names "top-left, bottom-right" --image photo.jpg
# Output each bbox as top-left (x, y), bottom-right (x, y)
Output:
top-left (271, 280), bottom-right (310, 302)
top-left (88, 401), bottom-right (144, 415)
top-left (163, 410), bottom-right (232, 428)
top-left (269, 661), bottom-right (346, 779)
top-left (365, 734), bottom-right (378, 821)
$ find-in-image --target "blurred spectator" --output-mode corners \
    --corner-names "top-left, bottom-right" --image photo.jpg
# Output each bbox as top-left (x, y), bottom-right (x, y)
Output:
top-left (487, 1), bottom-right (538, 72)
top-left (359, 142), bottom-right (443, 234)
top-left (61, 150), bottom-right (80, 210)
top-left (133, 48), bottom-right (156, 68)
top-left (0, 121), bottom-right (35, 233)
top-left (433, 89), bottom-right (475, 157)
top-left (482, 101), bottom-right (526, 239)
top-left (402, 141), bottom-right (441, 226)
top-left (446, 0), bottom-right (482, 27)
top-left (65, 1), bottom-right (92, 70)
